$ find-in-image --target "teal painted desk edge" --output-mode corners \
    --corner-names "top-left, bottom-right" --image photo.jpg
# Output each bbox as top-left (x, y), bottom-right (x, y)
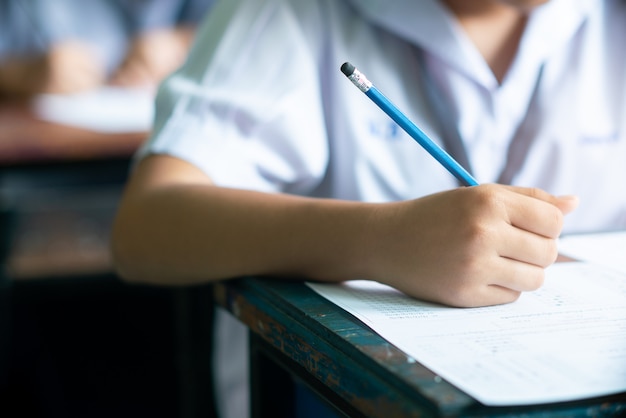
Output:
top-left (214, 278), bottom-right (626, 418)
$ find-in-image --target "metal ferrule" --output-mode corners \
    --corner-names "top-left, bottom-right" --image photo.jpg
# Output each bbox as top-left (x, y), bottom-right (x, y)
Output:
top-left (348, 68), bottom-right (372, 93)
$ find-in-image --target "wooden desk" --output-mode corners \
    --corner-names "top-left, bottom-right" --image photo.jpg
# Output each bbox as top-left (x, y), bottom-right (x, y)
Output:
top-left (215, 278), bottom-right (626, 418)
top-left (0, 103), bottom-right (145, 166)
top-left (0, 103), bottom-right (146, 279)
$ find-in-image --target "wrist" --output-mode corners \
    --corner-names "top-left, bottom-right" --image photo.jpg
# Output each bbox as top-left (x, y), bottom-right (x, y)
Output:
top-left (289, 199), bottom-right (381, 283)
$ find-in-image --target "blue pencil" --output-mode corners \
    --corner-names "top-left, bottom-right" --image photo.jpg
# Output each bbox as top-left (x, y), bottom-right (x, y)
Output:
top-left (340, 62), bottom-right (478, 187)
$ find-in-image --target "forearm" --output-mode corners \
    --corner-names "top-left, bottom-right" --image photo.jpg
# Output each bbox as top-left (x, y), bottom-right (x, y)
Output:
top-left (111, 183), bottom-right (375, 286)
top-left (111, 155), bottom-right (578, 307)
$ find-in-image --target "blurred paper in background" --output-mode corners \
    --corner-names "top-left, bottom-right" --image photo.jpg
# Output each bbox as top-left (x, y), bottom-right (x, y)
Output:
top-left (32, 86), bottom-right (154, 133)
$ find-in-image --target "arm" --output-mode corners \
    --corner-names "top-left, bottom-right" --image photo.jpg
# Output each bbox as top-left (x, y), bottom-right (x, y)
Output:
top-left (111, 154), bottom-right (375, 286)
top-left (111, 154), bottom-right (578, 308)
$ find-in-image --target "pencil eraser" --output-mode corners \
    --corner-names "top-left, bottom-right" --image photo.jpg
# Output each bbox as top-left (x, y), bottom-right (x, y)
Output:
top-left (340, 62), bottom-right (355, 77)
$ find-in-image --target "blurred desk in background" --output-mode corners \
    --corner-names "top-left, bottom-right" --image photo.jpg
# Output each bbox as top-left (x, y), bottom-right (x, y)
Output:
top-left (0, 102), bottom-right (216, 418)
top-left (0, 102), bottom-right (147, 279)
top-left (0, 102), bottom-right (146, 166)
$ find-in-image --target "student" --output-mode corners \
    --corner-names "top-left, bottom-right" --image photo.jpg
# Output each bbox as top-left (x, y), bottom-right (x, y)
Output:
top-left (111, 0), bottom-right (626, 416)
top-left (0, 0), bottom-right (215, 96)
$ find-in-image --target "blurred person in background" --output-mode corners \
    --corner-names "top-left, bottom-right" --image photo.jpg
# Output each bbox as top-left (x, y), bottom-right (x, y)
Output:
top-left (0, 0), bottom-right (216, 97)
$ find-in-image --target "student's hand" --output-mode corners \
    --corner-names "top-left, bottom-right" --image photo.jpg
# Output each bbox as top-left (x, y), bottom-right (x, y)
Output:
top-left (39, 40), bottom-right (105, 94)
top-left (367, 184), bottom-right (578, 308)
top-left (110, 27), bottom-right (194, 90)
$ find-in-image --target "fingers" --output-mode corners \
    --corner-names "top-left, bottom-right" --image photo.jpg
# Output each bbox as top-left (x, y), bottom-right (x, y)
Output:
top-left (504, 186), bottom-right (579, 236)
top-left (434, 185), bottom-right (576, 307)
top-left (491, 255), bottom-right (546, 292)
top-left (438, 256), bottom-right (546, 308)
top-left (508, 186), bottom-right (579, 212)
top-left (553, 194), bottom-right (579, 214)
top-left (454, 285), bottom-right (523, 308)
top-left (371, 185), bottom-right (578, 308)
top-left (468, 186), bottom-right (574, 305)
top-left (495, 188), bottom-right (559, 238)
top-left (497, 227), bottom-right (559, 267)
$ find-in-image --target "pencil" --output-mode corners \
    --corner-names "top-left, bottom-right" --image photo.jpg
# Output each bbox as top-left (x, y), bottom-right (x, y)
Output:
top-left (340, 62), bottom-right (478, 187)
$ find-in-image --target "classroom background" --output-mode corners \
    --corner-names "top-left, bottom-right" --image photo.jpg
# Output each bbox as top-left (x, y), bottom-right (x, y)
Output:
top-left (0, 0), bottom-right (218, 417)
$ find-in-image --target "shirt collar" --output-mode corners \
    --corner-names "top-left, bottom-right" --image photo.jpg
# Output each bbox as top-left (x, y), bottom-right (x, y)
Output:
top-left (346, 0), bottom-right (597, 88)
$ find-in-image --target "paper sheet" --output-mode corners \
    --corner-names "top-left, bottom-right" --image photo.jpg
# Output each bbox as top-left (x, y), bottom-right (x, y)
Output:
top-left (32, 86), bottom-right (155, 133)
top-left (559, 231), bottom-right (626, 274)
top-left (307, 261), bottom-right (626, 406)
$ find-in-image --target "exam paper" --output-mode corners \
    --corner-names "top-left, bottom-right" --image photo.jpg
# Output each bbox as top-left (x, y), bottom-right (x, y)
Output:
top-left (32, 86), bottom-right (155, 133)
top-left (559, 231), bottom-right (626, 274)
top-left (307, 262), bottom-right (626, 406)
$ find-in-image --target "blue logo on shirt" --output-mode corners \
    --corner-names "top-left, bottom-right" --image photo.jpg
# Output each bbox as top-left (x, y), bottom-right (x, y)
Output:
top-left (368, 119), bottom-right (401, 141)
top-left (579, 132), bottom-right (619, 145)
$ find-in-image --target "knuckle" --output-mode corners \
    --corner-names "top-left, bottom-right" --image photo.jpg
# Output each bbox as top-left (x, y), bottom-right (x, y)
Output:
top-left (527, 187), bottom-right (543, 200)
top-left (474, 185), bottom-right (502, 208)
top-left (462, 221), bottom-right (496, 254)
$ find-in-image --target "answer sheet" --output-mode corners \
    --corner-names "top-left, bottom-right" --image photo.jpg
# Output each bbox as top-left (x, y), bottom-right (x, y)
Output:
top-left (32, 86), bottom-right (154, 133)
top-left (307, 261), bottom-right (626, 406)
top-left (559, 231), bottom-right (626, 274)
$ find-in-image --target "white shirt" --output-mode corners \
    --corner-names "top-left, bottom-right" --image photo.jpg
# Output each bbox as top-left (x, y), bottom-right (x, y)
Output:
top-left (140, 0), bottom-right (626, 416)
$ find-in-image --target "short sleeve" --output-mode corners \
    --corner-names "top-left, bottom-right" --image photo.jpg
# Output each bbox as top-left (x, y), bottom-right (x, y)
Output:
top-left (139, 0), bottom-right (329, 195)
